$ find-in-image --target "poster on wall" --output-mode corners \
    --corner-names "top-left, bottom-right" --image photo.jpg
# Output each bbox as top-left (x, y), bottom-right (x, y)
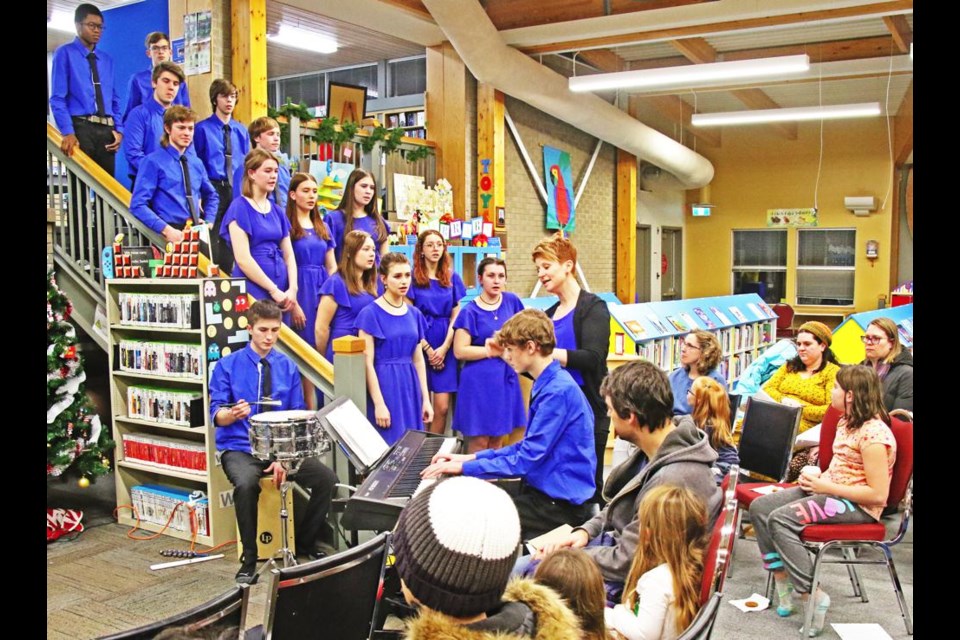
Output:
top-left (183, 11), bottom-right (212, 76)
top-left (767, 208), bottom-right (818, 227)
top-left (542, 145), bottom-right (576, 233)
top-left (393, 174), bottom-right (426, 221)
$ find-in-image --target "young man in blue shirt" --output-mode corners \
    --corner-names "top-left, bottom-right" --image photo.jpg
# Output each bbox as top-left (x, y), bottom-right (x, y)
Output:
top-left (129, 106), bottom-right (218, 244)
top-left (209, 300), bottom-right (337, 584)
top-left (233, 116), bottom-right (290, 206)
top-left (122, 31), bottom-right (191, 123)
top-left (193, 79), bottom-right (250, 274)
top-left (422, 308), bottom-right (597, 540)
top-left (123, 61), bottom-right (185, 184)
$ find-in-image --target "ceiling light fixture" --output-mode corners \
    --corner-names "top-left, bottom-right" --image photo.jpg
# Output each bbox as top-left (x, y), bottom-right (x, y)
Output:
top-left (268, 24), bottom-right (338, 54)
top-left (691, 102), bottom-right (882, 126)
top-left (47, 10), bottom-right (75, 33)
top-left (568, 54), bottom-right (809, 92)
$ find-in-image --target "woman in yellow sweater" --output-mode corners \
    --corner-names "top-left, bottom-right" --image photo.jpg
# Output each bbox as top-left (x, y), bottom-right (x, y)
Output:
top-left (762, 321), bottom-right (841, 481)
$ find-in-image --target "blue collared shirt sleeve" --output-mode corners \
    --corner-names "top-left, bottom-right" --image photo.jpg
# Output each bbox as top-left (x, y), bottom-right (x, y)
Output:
top-left (208, 355), bottom-right (234, 425)
top-left (465, 403), bottom-right (563, 480)
top-left (122, 72), bottom-right (144, 123)
top-left (110, 66), bottom-right (123, 134)
top-left (123, 107), bottom-right (148, 174)
top-left (49, 45), bottom-right (75, 135)
top-left (198, 162), bottom-right (219, 225)
top-left (177, 82), bottom-right (191, 108)
top-left (128, 157), bottom-right (168, 233)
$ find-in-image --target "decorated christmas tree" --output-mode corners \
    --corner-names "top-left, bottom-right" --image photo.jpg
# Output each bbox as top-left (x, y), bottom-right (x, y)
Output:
top-left (47, 271), bottom-right (114, 486)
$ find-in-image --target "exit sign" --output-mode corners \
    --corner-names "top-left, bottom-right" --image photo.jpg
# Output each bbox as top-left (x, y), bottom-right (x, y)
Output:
top-left (692, 205), bottom-right (712, 217)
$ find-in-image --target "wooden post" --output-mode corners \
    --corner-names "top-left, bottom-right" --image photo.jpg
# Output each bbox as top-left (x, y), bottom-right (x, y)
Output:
top-left (616, 149), bottom-right (637, 304)
top-left (477, 83), bottom-right (506, 244)
top-left (426, 43), bottom-right (467, 220)
top-left (231, 0), bottom-right (267, 124)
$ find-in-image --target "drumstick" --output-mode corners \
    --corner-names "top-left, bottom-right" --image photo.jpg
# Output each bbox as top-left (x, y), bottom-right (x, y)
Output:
top-left (220, 399), bottom-right (282, 408)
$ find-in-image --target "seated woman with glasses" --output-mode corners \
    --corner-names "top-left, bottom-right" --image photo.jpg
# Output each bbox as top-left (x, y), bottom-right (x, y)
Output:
top-left (668, 330), bottom-right (727, 416)
top-left (859, 318), bottom-right (913, 413)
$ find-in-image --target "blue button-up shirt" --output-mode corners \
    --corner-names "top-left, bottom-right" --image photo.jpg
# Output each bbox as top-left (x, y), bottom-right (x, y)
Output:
top-left (463, 360), bottom-right (597, 505)
top-left (123, 98), bottom-right (166, 177)
top-left (129, 144), bottom-right (219, 233)
top-left (122, 68), bottom-right (191, 123)
top-left (233, 158), bottom-right (291, 206)
top-left (208, 346), bottom-right (305, 453)
top-left (193, 115), bottom-right (250, 182)
top-left (49, 38), bottom-right (123, 135)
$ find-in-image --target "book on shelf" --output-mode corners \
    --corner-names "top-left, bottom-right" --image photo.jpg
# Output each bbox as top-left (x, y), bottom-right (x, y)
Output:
top-left (126, 385), bottom-right (203, 427)
top-left (130, 484), bottom-right (209, 536)
top-left (122, 433), bottom-right (207, 474)
top-left (645, 312), bottom-right (669, 334)
top-left (693, 307), bottom-right (716, 329)
top-left (680, 312), bottom-right (700, 331)
top-left (728, 306), bottom-right (748, 323)
top-left (757, 301), bottom-right (776, 318)
top-left (710, 306), bottom-right (732, 326)
top-left (624, 320), bottom-right (646, 337)
top-left (746, 303), bottom-right (766, 320)
top-left (666, 315), bottom-right (690, 332)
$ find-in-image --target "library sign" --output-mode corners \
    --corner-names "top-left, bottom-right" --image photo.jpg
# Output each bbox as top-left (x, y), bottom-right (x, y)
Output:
top-left (767, 208), bottom-right (818, 227)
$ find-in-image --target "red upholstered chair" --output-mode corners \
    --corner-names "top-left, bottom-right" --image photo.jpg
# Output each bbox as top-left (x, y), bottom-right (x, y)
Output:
top-left (797, 415), bottom-right (913, 637)
top-left (771, 303), bottom-right (797, 338)
top-left (701, 466), bottom-right (740, 605)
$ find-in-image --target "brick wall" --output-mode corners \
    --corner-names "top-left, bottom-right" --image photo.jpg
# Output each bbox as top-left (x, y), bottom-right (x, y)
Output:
top-left (501, 97), bottom-right (617, 296)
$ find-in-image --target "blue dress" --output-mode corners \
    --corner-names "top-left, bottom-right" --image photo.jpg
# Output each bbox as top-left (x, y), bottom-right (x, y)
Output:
top-left (317, 273), bottom-right (381, 362)
top-left (408, 273), bottom-right (466, 394)
top-left (452, 292), bottom-right (527, 437)
top-left (355, 303), bottom-right (427, 446)
top-left (291, 227), bottom-right (336, 345)
top-left (219, 197), bottom-right (291, 301)
top-left (325, 209), bottom-right (391, 265)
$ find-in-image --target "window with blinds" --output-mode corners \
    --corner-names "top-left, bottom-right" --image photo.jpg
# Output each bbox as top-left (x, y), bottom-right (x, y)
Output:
top-left (732, 230), bottom-right (787, 304)
top-left (796, 229), bottom-right (856, 306)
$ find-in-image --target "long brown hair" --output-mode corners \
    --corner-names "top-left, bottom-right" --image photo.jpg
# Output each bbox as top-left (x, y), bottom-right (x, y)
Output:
top-left (690, 376), bottom-right (735, 450)
top-left (413, 229), bottom-right (452, 288)
top-left (836, 365), bottom-right (890, 430)
top-left (623, 485), bottom-right (707, 632)
top-left (338, 230), bottom-right (378, 296)
top-left (867, 318), bottom-right (903, 364)
top-left (337, 168), bottom-right (387, 243)
top-left (689, 330), bottom-right (722, 374)
top-left (286, 173), bottom-right (331, 242)
top-left (534, 549), bottom-right (609, 640)
top-left (240, 148), bottom-right (278, 199)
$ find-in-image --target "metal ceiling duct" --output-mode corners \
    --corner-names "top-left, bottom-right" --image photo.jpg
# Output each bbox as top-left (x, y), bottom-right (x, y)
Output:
top-left (420, 0), bottom-right (714, 189)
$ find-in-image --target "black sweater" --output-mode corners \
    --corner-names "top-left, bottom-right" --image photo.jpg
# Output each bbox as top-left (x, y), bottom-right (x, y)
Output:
top-left (546, 290), bottom-right (610, 420)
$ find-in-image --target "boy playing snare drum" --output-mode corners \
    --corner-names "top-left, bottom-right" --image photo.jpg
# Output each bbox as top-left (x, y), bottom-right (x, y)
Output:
top-left (209, 299), bottom-right (337, 584)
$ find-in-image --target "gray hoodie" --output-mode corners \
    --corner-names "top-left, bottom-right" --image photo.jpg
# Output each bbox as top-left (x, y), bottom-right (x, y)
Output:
top-left (578, 416), bottom-right (722, 583)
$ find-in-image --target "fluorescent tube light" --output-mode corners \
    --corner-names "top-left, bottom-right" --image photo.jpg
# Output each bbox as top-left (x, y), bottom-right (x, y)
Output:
top-left (268, 24), bottom-right (338, 54)
top-left (47, 10), bottom-right (75, 33)
top-left (569, 54), bottom-right (809, 92)
top-left (691, 102), bottom-right (882, 126)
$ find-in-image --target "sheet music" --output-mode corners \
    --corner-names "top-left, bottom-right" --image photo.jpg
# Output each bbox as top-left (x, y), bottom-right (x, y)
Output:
top-left (321, 398), bottom-right (389, 470)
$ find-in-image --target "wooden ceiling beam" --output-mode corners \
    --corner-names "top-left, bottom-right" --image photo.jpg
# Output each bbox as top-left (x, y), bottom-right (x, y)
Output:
top-left (483, 0), bottom-right (714, 32)
top-left (576, 48), bottom-right (628, 73)
top-left (669, 37), bottom-right (717, 64)
top-left (519, 1), bottom-right (914, 55)
top-left (882, 15), bottom-right (913, 54)
top-left (721, 36), bottom-right (901, 63)
top-left (893, 80), bottom-right (913, 166)
top-left (631, 95), bottom-right (721, 148)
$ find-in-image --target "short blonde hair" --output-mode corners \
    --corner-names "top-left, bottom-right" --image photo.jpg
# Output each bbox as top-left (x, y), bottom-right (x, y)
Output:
top-left (532, 232), bottom-right (577, 268)
top-left (497, 308), bottom-right (556, 355)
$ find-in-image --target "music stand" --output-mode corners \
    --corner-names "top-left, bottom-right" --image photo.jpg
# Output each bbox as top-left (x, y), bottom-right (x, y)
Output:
top-left (316, 396), bottom-right (390, 476)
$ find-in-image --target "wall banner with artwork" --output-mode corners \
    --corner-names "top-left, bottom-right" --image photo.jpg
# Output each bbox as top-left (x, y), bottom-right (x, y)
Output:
top-left (766, 208), bottom-right (818, 227)
top-left (543, 145), bottom-right (576, 233)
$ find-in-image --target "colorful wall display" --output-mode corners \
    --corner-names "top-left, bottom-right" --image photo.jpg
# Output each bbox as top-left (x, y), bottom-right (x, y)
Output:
top-left (543, 145), bottom-right (576, 232)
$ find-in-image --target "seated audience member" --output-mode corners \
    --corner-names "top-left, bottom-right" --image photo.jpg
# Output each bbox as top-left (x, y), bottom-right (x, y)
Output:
top-left (394, 476), bottom-right (583, 639)
top-left (605, 485), bottom-right (708, 640)
top-left (535, 361), bottom-right (721, 602)
top-left (129, 106), bottom-right (218, 244)
top-left (687, 376), bottom-right (739, 483)
top-left (860, 317), bottom-right (913, 412)
top-left (422, 309), bottom-right (596, 540)
top-left (208, 300), bottom-right (337, 584)
top-left (534, 549), bottom-right (610, 640)
top-left (749, 365), bottom-right (896, 637)
top-left (122, 31), bottom-right (190, 122)
top-left (762, 321), bottom-right (841, 481)
top-left (668, 330), bottom-right (727, 416)
top-left (123, 61), bottom-right (185, 182)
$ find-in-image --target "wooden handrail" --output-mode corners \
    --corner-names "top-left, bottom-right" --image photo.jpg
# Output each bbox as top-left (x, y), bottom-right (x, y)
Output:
top-left (47, 122), bottom-right (132, 207)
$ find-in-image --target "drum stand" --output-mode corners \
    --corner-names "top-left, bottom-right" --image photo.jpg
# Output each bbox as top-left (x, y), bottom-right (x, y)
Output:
top-left (256, 458), bottom-right (302, 578)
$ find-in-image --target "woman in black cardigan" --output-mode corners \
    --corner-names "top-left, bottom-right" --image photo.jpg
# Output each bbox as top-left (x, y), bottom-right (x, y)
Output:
top-left (533, 233), bottom-right (611, 504)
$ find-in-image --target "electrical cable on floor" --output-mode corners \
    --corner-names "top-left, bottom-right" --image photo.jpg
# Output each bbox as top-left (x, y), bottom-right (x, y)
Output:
top-left (114, 502), bottom-right (237, 556)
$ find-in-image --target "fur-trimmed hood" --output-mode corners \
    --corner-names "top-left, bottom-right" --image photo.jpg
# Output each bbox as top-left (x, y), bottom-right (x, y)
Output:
top-left (403, 579), bottom-right (583, 640)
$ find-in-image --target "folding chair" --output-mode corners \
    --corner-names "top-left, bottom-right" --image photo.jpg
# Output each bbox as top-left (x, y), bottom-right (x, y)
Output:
top-left (701, 466), bottom-right (740, 605)
top-left (96, 585), bottom-right (249, 640)
top-left (258, 531), bottom-right (390, 640)
top-left (677, 592), bottom-right (723, 640)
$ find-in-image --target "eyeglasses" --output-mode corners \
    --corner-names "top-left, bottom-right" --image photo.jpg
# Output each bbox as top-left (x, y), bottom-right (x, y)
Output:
top-left (861, 335), bottom-right (885, 344)
top-left (150, 45), bottom-right (170, 52)
top-left (681, 342), bottom-right (701, 351)
top-left (81, 22), bottom-right (104, 31)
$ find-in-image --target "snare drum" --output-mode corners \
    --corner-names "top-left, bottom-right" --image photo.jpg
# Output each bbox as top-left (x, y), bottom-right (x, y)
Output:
top-left (248, 410), bottom-right (330, 461)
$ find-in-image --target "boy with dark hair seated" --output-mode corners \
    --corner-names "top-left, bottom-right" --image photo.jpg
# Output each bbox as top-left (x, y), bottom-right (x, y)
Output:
top-left (422, 308), bottom-right (596, 540)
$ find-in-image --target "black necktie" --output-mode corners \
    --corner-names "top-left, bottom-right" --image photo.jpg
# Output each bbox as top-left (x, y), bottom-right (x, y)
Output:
top-left (259, 358), bottom-right (273, 410)
top-left (223, 124), bottom-right (233, 186)
top-left (179, 154), bottom-right (199, 224)
top-left (86, 52), bottom-right (106, 117)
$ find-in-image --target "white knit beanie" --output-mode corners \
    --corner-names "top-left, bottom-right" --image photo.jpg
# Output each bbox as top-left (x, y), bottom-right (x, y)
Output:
top-left (393, 476), bottom-right (522, 618)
